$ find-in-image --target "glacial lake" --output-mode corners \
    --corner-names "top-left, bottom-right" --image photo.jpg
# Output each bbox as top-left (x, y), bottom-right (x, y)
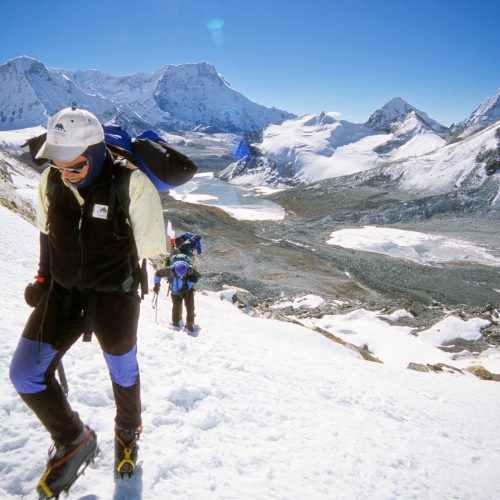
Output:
top-left (169, 173), bottom-right (285, 221)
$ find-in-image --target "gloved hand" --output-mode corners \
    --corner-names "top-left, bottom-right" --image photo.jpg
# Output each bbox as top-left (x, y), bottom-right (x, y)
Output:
top-left (188, 270), bottom-right (199, 283)
top-left (24, 275), bottom-right (49, 307)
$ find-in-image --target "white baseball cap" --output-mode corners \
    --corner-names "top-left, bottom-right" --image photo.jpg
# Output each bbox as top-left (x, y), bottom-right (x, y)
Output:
top-left (36, 107), bottom-right (104, 162)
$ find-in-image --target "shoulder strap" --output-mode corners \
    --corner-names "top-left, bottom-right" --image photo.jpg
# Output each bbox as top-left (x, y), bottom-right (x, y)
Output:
top-left (109, 159), bottom-right (149, 299)
top-left (46, 167), bottom-right (60, 201)
top-left (108, 158), bottom-right (133, 225)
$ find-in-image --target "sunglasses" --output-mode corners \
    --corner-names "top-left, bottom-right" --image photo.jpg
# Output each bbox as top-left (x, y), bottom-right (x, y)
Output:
top-left (49, 160), bottom-right (88, 173)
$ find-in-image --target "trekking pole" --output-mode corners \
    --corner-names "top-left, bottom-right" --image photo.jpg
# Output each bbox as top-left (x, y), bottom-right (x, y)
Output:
top-left (152, 292), bottom-right (159, 323)
top-left (57, 362), bottom-right (69, 397)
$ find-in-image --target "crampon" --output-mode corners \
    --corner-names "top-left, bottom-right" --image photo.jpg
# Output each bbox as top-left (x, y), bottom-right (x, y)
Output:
top-left (115, 426), bottom-right (142, 479)
top-left (36, 426), bottom-right (98, 499)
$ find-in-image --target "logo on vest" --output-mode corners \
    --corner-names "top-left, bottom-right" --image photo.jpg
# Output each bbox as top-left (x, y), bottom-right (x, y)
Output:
top-left (92, 204), bottom-right (109, 220)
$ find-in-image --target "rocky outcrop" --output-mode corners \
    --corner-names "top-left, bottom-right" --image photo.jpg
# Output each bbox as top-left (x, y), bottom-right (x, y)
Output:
top-left (465, 365), bottom-right (500, 382)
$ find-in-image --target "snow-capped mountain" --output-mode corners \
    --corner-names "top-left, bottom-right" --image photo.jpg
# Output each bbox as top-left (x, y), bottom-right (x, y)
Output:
top-left (259, 112), bottom-right (377, 181)
top-left (373, 110), bottom-right (447, 159)
top-left (381, 120), bottom-right (500, 195)
top-left (219, 88), bottom-right (500, 196)
top-left (219, 100), bottom-right (449, 186)
top-left (0, 56), bottom-right (293, 133)
top-left (365, 97), bottom-right (448, 134)
top-left (0, 56), bottom-right (115, 130)
top-left (454, 88), bottom-right (500, 130)
top-left (152, 63), bottom-right (292, 132)
top-left (275, 120), bottom-right (500, 226)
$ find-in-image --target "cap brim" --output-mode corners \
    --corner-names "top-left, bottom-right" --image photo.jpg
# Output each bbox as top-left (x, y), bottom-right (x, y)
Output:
top-left (35, 142), bottom-right (86, 162)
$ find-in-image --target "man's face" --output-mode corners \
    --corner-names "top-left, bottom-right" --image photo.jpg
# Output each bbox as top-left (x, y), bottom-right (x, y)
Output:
top-left (51, 155), bottom-right (90, 184)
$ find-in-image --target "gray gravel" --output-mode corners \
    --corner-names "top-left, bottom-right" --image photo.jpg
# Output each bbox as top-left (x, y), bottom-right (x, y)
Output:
top-left (160, 182), bottom-right (500, 337)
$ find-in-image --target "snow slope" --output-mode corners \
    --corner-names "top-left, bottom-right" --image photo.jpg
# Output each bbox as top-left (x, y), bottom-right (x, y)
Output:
top-left (384, 112), bottom-right (447, 160)
top-left (456, 88), bottom-right (500, 129)
top-left (0, 126), bottom-right (45, 154)
top-left (258, 112), bottom-right (383, 182)
top-left (385, 120), bottom-right (500, 194)
top-left (1, 204), bottom-right (500, 497)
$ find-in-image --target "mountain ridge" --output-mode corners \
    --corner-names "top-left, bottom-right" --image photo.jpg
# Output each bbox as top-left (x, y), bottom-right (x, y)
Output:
top-left (365, 96), bottom-right (448, 134)
top-left (454, 88), bottom-right (500, 130)
top-left (0, 56), bottom-right (294, 133)
top-left (219, 89), bottom-right (500, 194)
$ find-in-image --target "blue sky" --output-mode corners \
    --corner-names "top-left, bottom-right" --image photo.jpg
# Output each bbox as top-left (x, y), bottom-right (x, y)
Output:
top-left (1, 0), bottom-right (499, 126)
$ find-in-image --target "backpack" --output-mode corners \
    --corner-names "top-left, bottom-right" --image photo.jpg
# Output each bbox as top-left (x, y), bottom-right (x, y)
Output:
top-left (169, 253), bottom-right (196, 294)
top-left (174, 232), bottom-right (202, 257)
top-left (23, 125), bottom-right (198, 191)
top-left (103, 125), bottom-right (197, 190)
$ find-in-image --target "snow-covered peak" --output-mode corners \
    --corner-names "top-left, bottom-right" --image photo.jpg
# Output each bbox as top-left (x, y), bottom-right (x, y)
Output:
top-left (383, 120), bottom-right (500, 194)
top-left (4, 55), bottom-right (44, 73)
top-left (379, 97), bottom-right (408, 118)
top-left (0, 57), bottom-right (116, 130)
top-left (456, 88), bottom-right (500, 129)
top-left (162, 62), bottom-right (226, 84)
top-left (152, 63), bottom-right (293, 132)
top-left (302, 111), bottom-right (338, 126)
top-left (391, 110), bottom-right (442, 137)
top-left (366, 97), bottom-right (412, 129)
top-left (366, 97), bottom-right (447, 134)
top-left (0, 56), bottom-right (292, 133)
top-left (234, 113), bottom-right (378, 183)
top-left (220, 105), bottom-right (452, 188)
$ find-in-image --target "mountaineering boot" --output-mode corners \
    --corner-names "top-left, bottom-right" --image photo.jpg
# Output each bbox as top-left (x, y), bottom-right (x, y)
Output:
top-left (115, 427), bottom-right (142, 478)
top-left (37, 426), bottom-right (98, 499)
top-left (185, 323), bottom-right (199, 337)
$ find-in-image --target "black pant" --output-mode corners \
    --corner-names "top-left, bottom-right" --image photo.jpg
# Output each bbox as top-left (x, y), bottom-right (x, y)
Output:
top-left (11, 281), bottom-right (141, 445)
top-left (171, 289), bottom-right (195, 326)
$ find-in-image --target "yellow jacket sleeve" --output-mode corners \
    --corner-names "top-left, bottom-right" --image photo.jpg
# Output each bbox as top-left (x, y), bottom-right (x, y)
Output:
top-left (128, 169), bottom-right (167, 258)
top-left (36, 168), bottom-right (50, 234)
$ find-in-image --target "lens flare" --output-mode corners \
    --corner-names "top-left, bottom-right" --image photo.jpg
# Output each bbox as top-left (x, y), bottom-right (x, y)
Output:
top-left (207, 18), bottom-right (225, 47)
top-left (207, 18), bottom-right (224, 30)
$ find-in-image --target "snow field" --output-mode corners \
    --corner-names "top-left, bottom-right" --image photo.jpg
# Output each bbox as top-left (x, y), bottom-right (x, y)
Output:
top-left (1, 208), bottom-right (499, 499)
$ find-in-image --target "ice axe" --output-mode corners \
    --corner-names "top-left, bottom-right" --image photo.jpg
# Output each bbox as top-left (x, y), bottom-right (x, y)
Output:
top-left (57, 362), bottom-right (69, 397)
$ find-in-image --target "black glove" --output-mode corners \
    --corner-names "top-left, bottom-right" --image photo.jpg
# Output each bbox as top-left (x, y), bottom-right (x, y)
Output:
top-left (188, 272), bottom-right (199, 283)
top-left (24, 276), bottom-right (49, 307)
top-left (153, 283), bottom-right (160, 294)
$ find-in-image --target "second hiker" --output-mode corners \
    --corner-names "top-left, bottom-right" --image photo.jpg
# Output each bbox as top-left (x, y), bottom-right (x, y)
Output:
top-left (153, 232), bottom-right (201, 335)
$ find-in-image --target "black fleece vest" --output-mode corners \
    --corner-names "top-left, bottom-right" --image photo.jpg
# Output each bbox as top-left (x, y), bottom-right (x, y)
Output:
top-left (46, 158), bottom-right (138, 291)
